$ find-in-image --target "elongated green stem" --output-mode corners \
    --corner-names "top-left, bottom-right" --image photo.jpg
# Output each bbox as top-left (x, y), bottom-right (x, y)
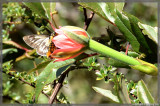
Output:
top-left (89, 39), bottom-right (157, 75)
top-left (89, 39), bottom-right (140, 65)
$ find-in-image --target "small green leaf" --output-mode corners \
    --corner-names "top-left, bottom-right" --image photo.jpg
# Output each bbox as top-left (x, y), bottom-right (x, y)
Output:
top-left (23, 2), bottom-right (47, 19)
top-left (41, 2), bottom-right (56, 21)
top-left (35, 59), bottom-right (75, 102)
top-left (93, 87), bottom-right (120, 103)
top-left (137, 80), bottom-right (155, 103)
top-left (138, 22), bottom-right (158, 44)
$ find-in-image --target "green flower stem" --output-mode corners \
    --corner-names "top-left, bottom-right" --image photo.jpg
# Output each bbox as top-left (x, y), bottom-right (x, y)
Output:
top-left (89, 39), bottom-right (140, 65)
top-left (89, 39), bottom-right (157, 75)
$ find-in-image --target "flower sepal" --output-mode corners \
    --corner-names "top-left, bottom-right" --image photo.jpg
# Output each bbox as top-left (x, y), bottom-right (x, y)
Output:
top-left (60, 26), bottom-right (90, 46)
top-left (130, 59), bottom-right (158, 75)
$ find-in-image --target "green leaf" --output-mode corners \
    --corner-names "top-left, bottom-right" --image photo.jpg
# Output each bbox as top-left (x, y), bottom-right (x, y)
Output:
top-left (35, 59), bottom-right (75, 102)
top-left (125, 13), bottom-right (152, 54)
top-left (3, 48), bottom-right (17, 58)
top-left (93, 87), bottom-right (120, 103)
top-left (119, 78), bottom-right (131, 103)
top-left (115, 3), bottom-right (125, 12)
top-left (137, 80), bottom-right (155, 103)
top-left (41, 2), bottom-right (56, 21)
top-left (28, 60), bottom-right (52, 74)
top-left (23, 2), bottom-right (47, 19)
top-left (138, 22), bottom-right (158, 44)
top-left (79, 2), bottom-right (124, 23)
top-left (115, 11), bottom-right (140, 52)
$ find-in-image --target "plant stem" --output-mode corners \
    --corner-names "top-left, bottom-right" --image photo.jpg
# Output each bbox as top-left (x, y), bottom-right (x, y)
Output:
top-left (89, 39), bottom-right (140, 65)
top-left (89, 39), bottom-right (157, 75)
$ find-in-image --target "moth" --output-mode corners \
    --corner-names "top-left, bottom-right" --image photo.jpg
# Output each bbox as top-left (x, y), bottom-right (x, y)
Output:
top-left (23, 33), bottom-right (56, 58)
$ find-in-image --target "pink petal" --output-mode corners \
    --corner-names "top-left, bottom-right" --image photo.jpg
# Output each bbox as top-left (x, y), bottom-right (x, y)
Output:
top-left (50, 46), bottom-right (84, 60)
top-left (53, 34), bottom-right (83, 49)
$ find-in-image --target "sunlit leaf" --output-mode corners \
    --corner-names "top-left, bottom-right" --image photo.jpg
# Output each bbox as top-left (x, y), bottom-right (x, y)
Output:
top-left (137, 80), bottom-right (155, 103)
top-left (41, 2), bottom-right (56, 21)
top-left (93, 87), bottom-right (120, 103)
top-left (115, 3), bottom-right (125, 12)
top-left (138, 22), bottom-right (158, 44)
top-left (79, 2), bottom-right (124, 23)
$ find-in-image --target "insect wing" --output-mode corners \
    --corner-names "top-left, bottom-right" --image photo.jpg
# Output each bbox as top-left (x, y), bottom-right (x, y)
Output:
top-left (23, 35), bottom-right (50, 56)
top-left (36, 37), bottom-right (50, 56)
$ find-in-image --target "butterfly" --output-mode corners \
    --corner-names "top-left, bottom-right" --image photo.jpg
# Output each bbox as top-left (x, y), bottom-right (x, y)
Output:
top-left (23, 33), bottom-right (56, 58)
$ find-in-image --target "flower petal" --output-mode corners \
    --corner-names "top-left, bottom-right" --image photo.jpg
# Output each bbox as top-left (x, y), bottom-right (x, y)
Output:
top-left (50, 47), bottom-right (84, 61)
top-left (53, 34), bottom-right (83, 49)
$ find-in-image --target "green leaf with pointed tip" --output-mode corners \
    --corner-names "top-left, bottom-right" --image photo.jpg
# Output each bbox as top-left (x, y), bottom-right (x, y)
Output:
top-left (35, 59), bottom-right (75, 102)
top-left (125, 13), bottom-right (152, 54)
top-left (93, 87), bottom-right (120, 103)
top-left (28, 60), bottom-right (52, 74)
top-left (138, 22), bottom-right (158, 44)
top-left (115, 11), bottom-right (140, 52)
top-left (41, 2), bottom-right (56, 21)
top-left (137, 80), bottom-right (155, 103)
top-left (23, 2), bottom-right (47, 19)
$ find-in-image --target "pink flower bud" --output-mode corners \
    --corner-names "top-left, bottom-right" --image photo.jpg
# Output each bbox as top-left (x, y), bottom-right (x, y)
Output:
top-left (48, 26), bottom-right (90, 61)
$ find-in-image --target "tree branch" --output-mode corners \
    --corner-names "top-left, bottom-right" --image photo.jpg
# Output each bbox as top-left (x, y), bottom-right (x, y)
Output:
top-left (48, 66), bottom-right (74, 104)
top-left (48, 65), bottom-right (88, 104)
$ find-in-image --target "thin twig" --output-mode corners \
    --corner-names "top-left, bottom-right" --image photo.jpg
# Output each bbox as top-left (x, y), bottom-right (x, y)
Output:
top-left (83, 8), bottom-right (95, 30)
top-left (2, 71), bottom-right (50, 98)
